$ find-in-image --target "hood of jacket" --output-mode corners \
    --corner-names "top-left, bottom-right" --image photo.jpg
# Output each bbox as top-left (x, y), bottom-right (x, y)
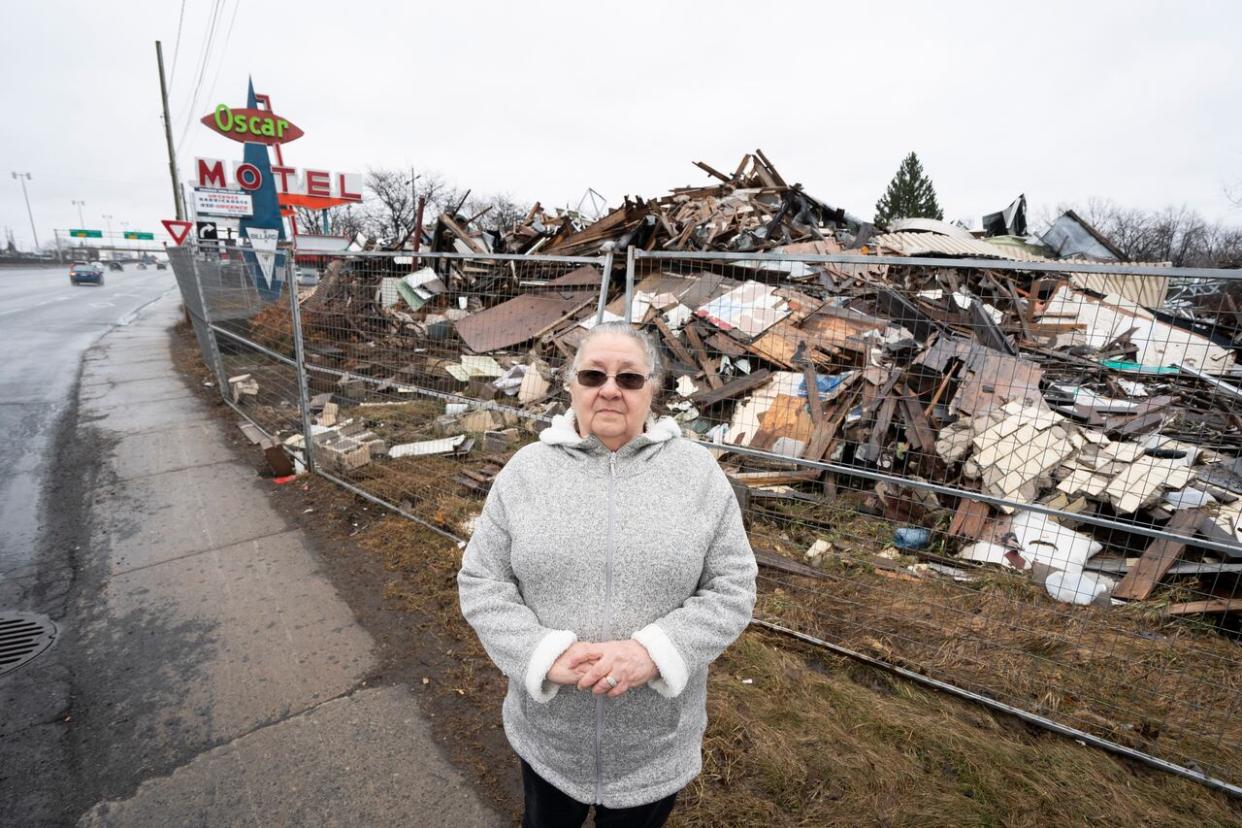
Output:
top-left (538, 409), bottom-right (682, 463)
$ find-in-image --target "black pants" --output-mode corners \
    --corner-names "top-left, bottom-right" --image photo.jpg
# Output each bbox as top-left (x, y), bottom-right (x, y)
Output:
top-left (520, 759), bottom-right (677, 828)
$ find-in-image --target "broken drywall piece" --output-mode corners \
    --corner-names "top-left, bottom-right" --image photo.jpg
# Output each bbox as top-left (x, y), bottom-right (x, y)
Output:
top-left (228, 373), bottom-right (259, 403)
top-left (446, 355), bottom-right (506, 383)
top-left (1008, 510), bottom-right (1103, 571)
top-left (1045, 568), bottom-right (1114, 606)
top-left (388, 434), bottom-right (468, 458)
top-left (518, 364), bottom-right (552, 403)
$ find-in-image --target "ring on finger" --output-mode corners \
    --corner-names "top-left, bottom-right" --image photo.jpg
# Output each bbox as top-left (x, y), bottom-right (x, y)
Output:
top-left (605, 675), bottom-right (618, 689)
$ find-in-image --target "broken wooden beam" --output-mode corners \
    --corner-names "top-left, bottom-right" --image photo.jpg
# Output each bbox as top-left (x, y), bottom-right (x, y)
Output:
top-left (899, 391), bottom-right (937, 453)
top-left (1112, 509), bottom-right (1201, 601)
top-left (948, 499), bottom-right (990, 541)
top-left (652, 316), bottom-right (699, 371)
top-left (683, 324), bottom-right (723, 390)
top-left (688, 368), bottom-right (772, 407)
top-left (754, 548), bottom-right (828, 580)
top-left (1164, 599), bottom-right (1242, 616)
top-left (727, 468), bottom-right (822, 487)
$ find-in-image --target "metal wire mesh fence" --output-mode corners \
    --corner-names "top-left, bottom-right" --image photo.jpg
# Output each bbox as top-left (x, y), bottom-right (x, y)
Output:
top-left (173, 242), bottom-right (307, 459)
top-left (287, 249), bottom-right (612, 539)
top-left (169, 240), bottom-right (1242, 795)
top-left (628, 248), bottom-right (1242, 792)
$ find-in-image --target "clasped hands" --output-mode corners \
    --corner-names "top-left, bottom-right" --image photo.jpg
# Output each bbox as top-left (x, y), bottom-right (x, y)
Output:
top-left (547, 640), bottom-right (658, 698)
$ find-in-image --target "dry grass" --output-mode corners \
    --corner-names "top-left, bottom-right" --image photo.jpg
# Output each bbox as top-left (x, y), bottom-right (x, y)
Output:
top-left (305, 491), bottom-right (1242, 827)
top-left (744, 492), bottom-right (1242, 782)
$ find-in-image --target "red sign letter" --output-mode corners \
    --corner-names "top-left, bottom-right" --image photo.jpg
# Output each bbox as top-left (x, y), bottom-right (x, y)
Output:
top-left (305, 170), bottom-right (330, 198)
top-left (235, 163), bottom-right (263, 191)
top-left (197, 158), bottom-right (227, 188)
top-left (337, 173), bottom-right (362, 202)
top-left (271, 166), bottom-right (297, 194)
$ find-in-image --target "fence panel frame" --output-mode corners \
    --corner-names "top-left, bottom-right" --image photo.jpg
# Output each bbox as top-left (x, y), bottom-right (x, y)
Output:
top-left (171, 239), bottom-right (1242, 798)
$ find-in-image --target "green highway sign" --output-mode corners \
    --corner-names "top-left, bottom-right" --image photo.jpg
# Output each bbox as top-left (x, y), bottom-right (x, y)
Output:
top-left (123, 231), bottom-right (155, 240)
top-left (69, 228), bottom-right (103, 238)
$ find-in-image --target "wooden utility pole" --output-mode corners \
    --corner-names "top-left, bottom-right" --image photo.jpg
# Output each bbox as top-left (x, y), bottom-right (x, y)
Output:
top-left (155, 41), bottom-right (185, 220)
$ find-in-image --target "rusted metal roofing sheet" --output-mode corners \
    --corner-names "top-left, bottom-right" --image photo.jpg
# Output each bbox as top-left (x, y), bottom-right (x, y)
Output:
top-left (455, 293), bottom-right (587, 353)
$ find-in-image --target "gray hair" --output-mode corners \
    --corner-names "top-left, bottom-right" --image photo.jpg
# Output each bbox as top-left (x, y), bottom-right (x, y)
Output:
top-left (566, 321), bottom-right (664, 389)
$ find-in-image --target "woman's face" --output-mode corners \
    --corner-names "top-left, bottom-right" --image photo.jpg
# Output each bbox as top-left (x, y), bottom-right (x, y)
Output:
top-left (569, 332), bottom-right (655, 452)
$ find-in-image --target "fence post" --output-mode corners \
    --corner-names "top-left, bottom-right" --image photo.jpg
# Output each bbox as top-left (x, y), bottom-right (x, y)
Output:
top-left (623, 245), bottom-right (635, 324)
top-left (286, 250), bottom-right (317, 473)
top-left (187, 240), bottom-right (226, 399)
top-left (595, 249), bottom-right (615, 324)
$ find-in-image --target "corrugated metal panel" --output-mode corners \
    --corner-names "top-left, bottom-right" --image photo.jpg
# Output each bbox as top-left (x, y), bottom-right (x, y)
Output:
top-left (1069, 273), bottom-right (1169, 309)
top-left (888, 218), bottom-right (976, 241)
top-left (872, 232), bottom-right (1171, 308)
top-left (873, 232), bottom-right (1038, 260)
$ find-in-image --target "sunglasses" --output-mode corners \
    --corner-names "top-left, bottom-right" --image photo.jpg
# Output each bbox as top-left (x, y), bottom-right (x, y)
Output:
top-left (575, 369), bottom-right (650, 390)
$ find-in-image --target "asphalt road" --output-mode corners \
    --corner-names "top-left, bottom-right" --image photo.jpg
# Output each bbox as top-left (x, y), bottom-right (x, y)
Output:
top-left (0, 264), bottom-right (175, 588)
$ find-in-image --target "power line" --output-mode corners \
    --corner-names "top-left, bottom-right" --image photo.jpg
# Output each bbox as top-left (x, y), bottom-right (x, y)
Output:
top-left (167, 0), bottom-right (187, 86)
top-left (175, 0), bottom-right (224, 154)
top-left (202, 0), bottom-right (240, 116)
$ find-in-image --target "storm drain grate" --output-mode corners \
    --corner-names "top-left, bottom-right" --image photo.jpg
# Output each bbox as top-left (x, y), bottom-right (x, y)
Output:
top-left (0, 612), bottom-right (58, 678)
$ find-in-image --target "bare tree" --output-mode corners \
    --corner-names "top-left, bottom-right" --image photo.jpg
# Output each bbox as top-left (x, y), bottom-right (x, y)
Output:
top-left (461, 192), bottom-right (530, 233)
top-left (1044, 198), bottom-right (1242, 267)
top-left (293, 166), bottom-right (534, 249)
top-left (364, 168), bottom-right (418, 244)
top-left (1226, 180), bottom-right (1242, 209)
top-left (294, 205), bottom-right (367, 239)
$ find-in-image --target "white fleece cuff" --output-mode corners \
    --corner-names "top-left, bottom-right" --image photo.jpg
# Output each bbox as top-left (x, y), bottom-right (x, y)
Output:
top-left (633, 623), bottom-right (689, 698)
top-left (524, 629), bottom-right (577, 703)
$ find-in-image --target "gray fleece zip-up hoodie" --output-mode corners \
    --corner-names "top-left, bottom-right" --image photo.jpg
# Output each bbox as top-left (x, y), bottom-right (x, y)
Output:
top-left (457, 411), bottom-right (757, 808)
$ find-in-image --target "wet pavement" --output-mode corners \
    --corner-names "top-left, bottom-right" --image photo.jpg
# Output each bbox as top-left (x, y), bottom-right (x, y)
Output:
top-left (0, 263), bottom-right (174, 592)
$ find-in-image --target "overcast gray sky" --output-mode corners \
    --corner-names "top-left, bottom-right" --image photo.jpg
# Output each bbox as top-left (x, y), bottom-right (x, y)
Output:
top-left (2, 0), bottom-right (1240, 250)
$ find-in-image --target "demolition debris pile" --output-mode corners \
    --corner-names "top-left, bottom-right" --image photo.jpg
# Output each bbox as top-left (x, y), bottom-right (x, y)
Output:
top-left (231, 152), bottom-right (1242, 620)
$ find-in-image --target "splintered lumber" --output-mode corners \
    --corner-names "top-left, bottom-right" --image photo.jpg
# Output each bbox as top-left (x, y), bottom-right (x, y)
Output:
top-left (728, 469), bottom-right (823, 487)
top-left (865, 394), bottom-right (899, 458)
top-left (705, 332), bottom-right (746, 358)
top-left (803, 381), bottom-right (862, 462)
top-left (438, 212), bottom-right (488, 254)
top-left (899, 392), bottom-right (937, 452)
top-left (689, 368), bottom-right (771, 407)
top-left (652, 316), bottom-right (699, 369)
top-left (753, 548), bottom-right (828, 580)
top-left (1112, 509), bottom-right (1202, 601)
top-left (1165, 599), bottom-right (1242, 616)
top-left (683, 324), bottom-right (723, 389)
top-left (948, 498), bottom-right (990, 541)
top-left (802, 362), bottom-right (824, 424)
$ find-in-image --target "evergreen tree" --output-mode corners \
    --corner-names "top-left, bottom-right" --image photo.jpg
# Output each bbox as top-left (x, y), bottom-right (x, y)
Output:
top-left (874, 152), bottom-right (943, 226)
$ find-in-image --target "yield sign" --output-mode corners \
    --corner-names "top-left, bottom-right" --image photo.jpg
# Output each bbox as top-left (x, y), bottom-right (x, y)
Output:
top-left (162, 219), bottom-right (193, 245)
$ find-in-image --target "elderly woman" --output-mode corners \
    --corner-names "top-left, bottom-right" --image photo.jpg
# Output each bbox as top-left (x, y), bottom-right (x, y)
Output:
top-left (458, 321), bottom-right (757, 828)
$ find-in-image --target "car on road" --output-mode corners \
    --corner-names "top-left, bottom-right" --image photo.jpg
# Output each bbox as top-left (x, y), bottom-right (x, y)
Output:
top-left (107, 261), bottom-right (124, 271)
top-left (69, 261), bottom-right (104, 286)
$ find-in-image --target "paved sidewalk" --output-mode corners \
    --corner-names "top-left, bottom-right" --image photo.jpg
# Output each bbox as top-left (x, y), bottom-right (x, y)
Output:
top-left (69, 294), bottom-right (503, 826)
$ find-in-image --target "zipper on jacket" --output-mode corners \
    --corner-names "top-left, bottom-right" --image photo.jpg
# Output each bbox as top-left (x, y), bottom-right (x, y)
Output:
top-left (595, 450), bottom-right (618, 803)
